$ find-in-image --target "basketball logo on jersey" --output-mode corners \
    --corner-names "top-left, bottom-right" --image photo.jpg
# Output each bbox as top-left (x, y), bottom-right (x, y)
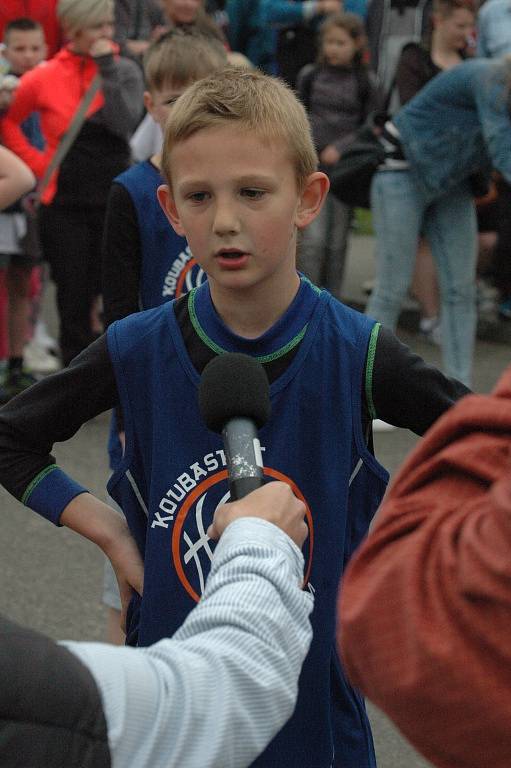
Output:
top-left (167, 467), bottom-right (314, 603)
top-left (162, 245), bottom-right (207, 299)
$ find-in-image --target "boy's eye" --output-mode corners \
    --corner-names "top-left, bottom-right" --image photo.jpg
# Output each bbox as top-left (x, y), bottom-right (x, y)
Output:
top-left (187, 192), bottom-right (209, 203)
top-left (241, 188), bottom-right (265, 200)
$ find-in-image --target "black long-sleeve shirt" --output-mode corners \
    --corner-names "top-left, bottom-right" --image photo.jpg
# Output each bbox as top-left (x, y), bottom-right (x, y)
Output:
top-left (0, 295), bottom-right (470, 504)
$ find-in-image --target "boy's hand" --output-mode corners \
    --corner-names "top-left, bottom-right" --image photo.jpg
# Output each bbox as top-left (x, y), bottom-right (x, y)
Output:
top-left (104, 524), bottom-right (144, 631)
top-left (90, 39), bottom-right (116, 58)
top-left (320, 145), bottom-right (341, 166)
top-left (207, 482), bottom-right (309, 548)
top-left (318, 0), bottom-right (343, 15)
top-left (60, 493), bottom-right (144, 631)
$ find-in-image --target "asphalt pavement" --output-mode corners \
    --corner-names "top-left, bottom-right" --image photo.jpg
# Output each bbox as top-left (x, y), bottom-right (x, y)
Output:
top-left (1, 231), bottom-right (509, 768)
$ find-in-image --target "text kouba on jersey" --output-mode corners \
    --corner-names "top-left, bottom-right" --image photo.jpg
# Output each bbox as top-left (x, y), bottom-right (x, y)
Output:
top-left (162, 246), bottom-right (206, 298)
top-left (152, 448), bottom-right (266, 530)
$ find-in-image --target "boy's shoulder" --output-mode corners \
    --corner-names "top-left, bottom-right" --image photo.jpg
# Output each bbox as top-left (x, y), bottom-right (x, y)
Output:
top-left (115, 159), bottom-right (161, 191)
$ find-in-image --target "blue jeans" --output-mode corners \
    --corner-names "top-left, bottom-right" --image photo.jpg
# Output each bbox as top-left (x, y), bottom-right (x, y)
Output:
top-left (366, 170), bottom-right (477, 386)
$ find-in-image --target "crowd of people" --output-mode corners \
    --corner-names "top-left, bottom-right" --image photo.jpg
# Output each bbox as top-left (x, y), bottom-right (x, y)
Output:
top-left (0, 1), bottom-right (510, 767)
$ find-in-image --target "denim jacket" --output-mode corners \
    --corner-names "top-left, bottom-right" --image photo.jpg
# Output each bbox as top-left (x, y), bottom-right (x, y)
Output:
top-left (394, 58), bottom-right (511, 199)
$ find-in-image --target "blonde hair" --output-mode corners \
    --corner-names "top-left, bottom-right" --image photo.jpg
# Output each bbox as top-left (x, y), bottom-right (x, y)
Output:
top-left (143, 27), bottom-right (227, 92)
top-left (57, 0), bottom-right (113, 33)
top-left (161, 68), bottom-right (318, 189)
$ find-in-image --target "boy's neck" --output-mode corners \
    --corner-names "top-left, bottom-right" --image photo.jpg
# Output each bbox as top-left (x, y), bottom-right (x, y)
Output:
top-left (150, 153), bottom-right (162, 170)
top-left (209, 271), bottom-right (301, 339)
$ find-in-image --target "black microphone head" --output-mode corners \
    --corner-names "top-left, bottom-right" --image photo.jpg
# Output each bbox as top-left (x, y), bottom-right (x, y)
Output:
top-left (199, 353), bottom-right (271, 433)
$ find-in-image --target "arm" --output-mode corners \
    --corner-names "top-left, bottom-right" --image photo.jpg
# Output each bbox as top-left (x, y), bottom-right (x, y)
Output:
top-left (339, 370), bottom-right (511, 768)
top-left (368, 325), bottom-right (470, 434)
top-left (0, 146), bottom-right (35, 210)
top-left (261, 0), bottom-right (340, 26)
top-left (102, 183), bottom-right (142, 328)
top-left (0, 70), bottom-right (49, 177)
top-left (0, 336), bottom-right (143, 622)
top-left (395, 44), bottom-right (429, 105)
top-left (476, 7), bottom-right (489, 58)
top-left (476, 62), bottom-right (511, 183)
top-left (65, 485), bottom-right (313, 768)
top-left (92, 51), bottom-right (145, 139)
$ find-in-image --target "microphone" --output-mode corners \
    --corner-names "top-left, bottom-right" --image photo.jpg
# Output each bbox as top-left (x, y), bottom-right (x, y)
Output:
top-left (199, 353), bottom-right (271, 500)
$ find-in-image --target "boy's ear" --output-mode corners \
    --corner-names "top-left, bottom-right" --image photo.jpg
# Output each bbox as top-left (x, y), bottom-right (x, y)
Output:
top-left (157, 184), bottom-right (186, 236)
top-left (296, 171), bottom-right (330, 230)
top-left (143, 90), bottom-right (154, 115)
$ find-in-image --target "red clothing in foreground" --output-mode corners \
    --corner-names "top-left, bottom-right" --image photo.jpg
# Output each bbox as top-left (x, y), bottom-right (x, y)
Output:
top-left (0, 1), bottom-right (62, 58)
top-left (339, 366), bottom-right (511, 768)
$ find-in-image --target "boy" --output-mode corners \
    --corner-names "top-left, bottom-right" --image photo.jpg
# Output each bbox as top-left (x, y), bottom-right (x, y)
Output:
top-left (101, 27), bottom-right (226, 641)
top-left (102, 28), bottom-right (226, 330)
top-left (0, 69), bottom-right (469, 766)
top-left (0, 18), bottom-right (48, 401)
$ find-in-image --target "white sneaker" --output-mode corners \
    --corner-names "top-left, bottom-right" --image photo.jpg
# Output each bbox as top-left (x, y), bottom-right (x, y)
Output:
top-left (33, 319), bottom-right (59, 354)
top-left (24, 339), bottom-right (60, 374)
top-left (372, 419), bottom-right (397, 432)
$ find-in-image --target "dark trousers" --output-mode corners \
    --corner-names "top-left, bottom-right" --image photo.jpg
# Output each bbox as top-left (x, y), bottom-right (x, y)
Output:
top-left (39, 204), bottom-right (105, 366)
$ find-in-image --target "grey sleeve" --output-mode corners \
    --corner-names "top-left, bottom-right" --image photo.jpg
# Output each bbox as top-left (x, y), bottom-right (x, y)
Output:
top-left (93, 54), bottom-right (145, 139)
top-left (64, 518), bottom-right (313, 768)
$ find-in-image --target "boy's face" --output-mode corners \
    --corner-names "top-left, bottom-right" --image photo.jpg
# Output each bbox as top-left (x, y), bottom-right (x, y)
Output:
top-left (163, 0), bottom-right (202, 25)
top-left (3, 29), bottom-right (47, 75)
top-left (144, 83), bottom-right (186, 130)
top-left (158, 124), bottom-right (328, 302)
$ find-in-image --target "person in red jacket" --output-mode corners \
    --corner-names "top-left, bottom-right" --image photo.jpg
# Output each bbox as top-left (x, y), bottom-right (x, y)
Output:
top-left (0, 1), bottom-right (62, 58)
top-left (338, 366), bottom-right (511, 768)
top-left (0, 0), bottom-right (143, 366)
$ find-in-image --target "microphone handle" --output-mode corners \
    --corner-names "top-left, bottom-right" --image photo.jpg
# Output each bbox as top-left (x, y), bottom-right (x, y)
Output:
top-left (222, 417), bottom-right (265, 501)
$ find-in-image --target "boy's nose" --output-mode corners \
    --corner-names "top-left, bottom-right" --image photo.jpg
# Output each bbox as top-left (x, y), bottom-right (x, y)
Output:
top-left (212, 202), bottom-right (241, 236)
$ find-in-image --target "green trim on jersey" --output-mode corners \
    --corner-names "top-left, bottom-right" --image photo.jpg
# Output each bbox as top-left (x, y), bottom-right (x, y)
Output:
top-left (365, 323), bottom-right (381, 420)
top-left (187, 281), bottom-right (317, 363)
top-left (22, 464), bottom-right (59, 505)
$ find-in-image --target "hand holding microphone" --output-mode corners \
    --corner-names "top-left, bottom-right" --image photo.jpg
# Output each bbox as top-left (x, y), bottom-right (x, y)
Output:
top-left (208, 482), bottom-right (308, 549)
top-left (199, 353), bottom-right (308, 548)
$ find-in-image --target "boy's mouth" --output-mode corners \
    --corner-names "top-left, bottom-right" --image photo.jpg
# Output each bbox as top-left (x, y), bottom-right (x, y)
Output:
top-left (214, 249), bottom-right (249, 268)
top-left (215, 249), bottom-right (246, 259)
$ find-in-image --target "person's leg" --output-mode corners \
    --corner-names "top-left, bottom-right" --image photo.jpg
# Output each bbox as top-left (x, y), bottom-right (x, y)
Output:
top-left (323, 196), bottom-right (352, 301)
top-left (0, 263), bottom-right (9, 365)
top-left (424, 185), bottom-right (477, 387)
top-left (6, 264), bottom-right (32, 358)
top-left (297, 197), bottom-right (329, 288)
top-left (366, 171), bottom-right (424, 329)
top-left (39, 205), bottom-right (95, 366)
top-left (411, 238), bottom-right (440, 321)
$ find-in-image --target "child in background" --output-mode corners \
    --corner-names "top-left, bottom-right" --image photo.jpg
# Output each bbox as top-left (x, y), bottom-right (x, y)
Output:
top-left (0, 69), bottom-right (468, 767)
top-left (0, 18), bottom-right (53, 401)
top-left (101, 27), bottom-right (227, 643)
top-left (297, 14), bottom-right (381, 300)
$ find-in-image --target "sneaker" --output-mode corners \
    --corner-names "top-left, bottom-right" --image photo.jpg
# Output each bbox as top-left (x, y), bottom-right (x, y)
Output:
top-left (418, 316), bottom-right (442, 346)
top-left (33, 319), bottom-right (59, 354)
top-left (24, 338), bottom-right (60, 374)
top-left (0, 368), bottom-right (38, 404)
top-left (498, 296), bottom-right (511, 320)
top-left (477, 279), bottom-right (499, 322)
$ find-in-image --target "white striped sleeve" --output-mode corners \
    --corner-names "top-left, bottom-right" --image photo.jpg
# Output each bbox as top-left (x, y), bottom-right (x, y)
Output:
top-left (63, 517), bottom-right (313, 768)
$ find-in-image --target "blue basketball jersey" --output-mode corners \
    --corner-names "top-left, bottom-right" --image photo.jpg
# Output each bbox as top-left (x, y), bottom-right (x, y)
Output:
top-left (109, 161), bottom-right (207, 467)
top-left (106, 279), bottom-right (388, 768)
top-left (115, 160), bottom-right (206, 309)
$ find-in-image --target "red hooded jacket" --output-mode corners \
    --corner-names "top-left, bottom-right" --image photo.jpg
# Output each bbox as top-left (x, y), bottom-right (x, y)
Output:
top-left (0, 47), bottom-right (106, 204)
